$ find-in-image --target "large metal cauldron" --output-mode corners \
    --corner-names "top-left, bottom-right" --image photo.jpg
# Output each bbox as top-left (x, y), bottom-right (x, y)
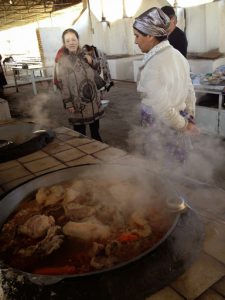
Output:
top-left (0, 164), bottom-right (203, 300)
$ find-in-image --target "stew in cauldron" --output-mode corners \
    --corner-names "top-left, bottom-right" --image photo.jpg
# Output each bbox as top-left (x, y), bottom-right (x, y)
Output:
top-left (0, 169), bottom-right (176, 276)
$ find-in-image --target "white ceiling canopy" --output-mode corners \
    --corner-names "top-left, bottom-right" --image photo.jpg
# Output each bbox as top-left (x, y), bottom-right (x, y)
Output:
top-left (167, 0), bottom-right (214, 7)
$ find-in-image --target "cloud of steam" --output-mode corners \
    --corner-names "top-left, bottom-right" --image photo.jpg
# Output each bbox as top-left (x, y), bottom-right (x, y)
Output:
top-left (127, 121), bottom-right (225, 189)
top-left (183, 133), bottom-right (225, 185)
top-left (17, 89), bottom-right (69, 129)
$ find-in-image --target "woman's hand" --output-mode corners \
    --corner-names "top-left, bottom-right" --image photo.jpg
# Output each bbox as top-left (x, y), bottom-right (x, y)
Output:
top-left (185, 121), bottom-right (200, 135)
top-left (67, 107), bottom-right (75, 113)
top-left (84, 54), bottom-right (93, 65)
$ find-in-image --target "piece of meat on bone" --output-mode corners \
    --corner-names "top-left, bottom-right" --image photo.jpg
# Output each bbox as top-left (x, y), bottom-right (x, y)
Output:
top-left (64, 185), bottom-right (82, 204)
top-left (95, 204), bottom-right (125, 228)
top-left (18, 225), bottom-right (64, 257)
top-left (18, 215), bottom-right (55, 239)
top-left (63, 220), bottom-right (110, 241)
top-left (64, 179), bottom-right (94, 204)
top-left (37, 225), bottom-right (64, 255)
top-left (90, 240), bottom-right (120, 270)
top-left (36, 185), bottom-right (64, 206)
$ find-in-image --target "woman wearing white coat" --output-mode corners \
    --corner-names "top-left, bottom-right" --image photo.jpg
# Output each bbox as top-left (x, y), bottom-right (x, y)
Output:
top-left (133, 7), bottom-right (198, 163)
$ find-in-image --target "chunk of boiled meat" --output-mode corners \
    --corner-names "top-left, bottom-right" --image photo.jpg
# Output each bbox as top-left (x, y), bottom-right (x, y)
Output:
top-left (18, 215), bottom-right (55, 239)
top-left (18, 225), bottom-right (64, 257)
top-left (63, 201), bottom-right (96, 221)
top-left (63, 220), bottom-right (110, 241)
top-left (36, 185), bottom-right (64, 206)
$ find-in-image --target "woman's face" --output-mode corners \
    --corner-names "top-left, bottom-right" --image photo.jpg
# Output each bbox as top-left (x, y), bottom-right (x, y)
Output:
top-left (63, 32), bottom-right (79, 53)
top-left (133, 29), bottom-right (157, 53)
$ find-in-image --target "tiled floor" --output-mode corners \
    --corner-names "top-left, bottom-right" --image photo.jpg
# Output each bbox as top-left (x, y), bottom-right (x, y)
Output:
top-left (0, 125), bottom-right (224, 299)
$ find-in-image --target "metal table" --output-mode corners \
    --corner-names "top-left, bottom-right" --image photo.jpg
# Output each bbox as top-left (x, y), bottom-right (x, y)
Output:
top-left (12, 66), bottom-right (53, 95)
top-left (193, 82), bottom-right (225, 136)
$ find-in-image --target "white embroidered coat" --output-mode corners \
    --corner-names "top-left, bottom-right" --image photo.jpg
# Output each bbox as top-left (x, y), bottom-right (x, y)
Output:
top-left (137, 41), bottom-right (196, 130)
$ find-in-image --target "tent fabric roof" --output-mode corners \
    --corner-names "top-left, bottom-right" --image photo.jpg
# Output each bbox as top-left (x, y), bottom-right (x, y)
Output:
top-left (0, 0), bottom-right (82, 30)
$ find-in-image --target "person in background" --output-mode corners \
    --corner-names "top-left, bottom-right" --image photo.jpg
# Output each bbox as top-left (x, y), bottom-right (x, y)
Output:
top-left (133, 7), bottom-right (198, 164)
top-left (56, 28), bottom-right (104, 142)
top-left (161, 5), bottom-right (188, 57)
top-left (0, 54), bottom-right (7, 97)
top-left (54, 44), bottom-right (112, 93)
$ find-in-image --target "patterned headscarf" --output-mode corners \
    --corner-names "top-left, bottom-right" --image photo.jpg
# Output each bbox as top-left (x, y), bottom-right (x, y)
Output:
top-left (133, 7), bottom-right (170, 37)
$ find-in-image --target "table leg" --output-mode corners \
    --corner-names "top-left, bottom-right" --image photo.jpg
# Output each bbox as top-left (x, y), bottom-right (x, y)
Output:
top-left (13, 69), bottom-right (19, 92)
top-left (30, 70), bottom-right (37, 95)
top-left (218, 94), bottom-right (224, 136)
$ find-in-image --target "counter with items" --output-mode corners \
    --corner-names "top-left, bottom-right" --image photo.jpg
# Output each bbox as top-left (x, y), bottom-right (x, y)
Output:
top-left (191, 72), bottom-right (225, 136)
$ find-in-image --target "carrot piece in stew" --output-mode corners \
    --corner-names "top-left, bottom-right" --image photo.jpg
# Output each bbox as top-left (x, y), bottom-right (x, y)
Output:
top-left (117, 232), bottom-right (139, 243)
top-left (33, 265), bottom-right (76, 275)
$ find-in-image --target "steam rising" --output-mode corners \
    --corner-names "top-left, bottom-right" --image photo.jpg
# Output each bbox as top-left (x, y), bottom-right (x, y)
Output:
top-left (127, 121), bottom-right (225, 187)
top-left (76, 165), bottom-right (164, 211)
top-left (124, 116), bottom-right (225, 231)
top-left (16, 89), bottom-right (69, 129)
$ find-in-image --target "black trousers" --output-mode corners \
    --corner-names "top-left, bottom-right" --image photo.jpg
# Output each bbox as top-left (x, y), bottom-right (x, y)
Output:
top-left (73, 120), bottom-right (102, 142)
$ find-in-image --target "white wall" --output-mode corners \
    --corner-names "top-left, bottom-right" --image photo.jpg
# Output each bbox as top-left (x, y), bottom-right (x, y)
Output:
top-left (76, 0), bottom-right (167, 56)
top-left (37, 7), bottom-right (140, 60)
top-left (0, 0), bottom-right (224, 67)
top-left (0, 24), bottom-right (40, 60)
top-left (134, 0), bottom-right (167, 16)
top-left (189, 57), bottom-right (225, 74)
top-left (186, 2), bottom-right (220, 53)
top-left (219, 0), bottom-right (225, 53)
top-left (92, 17), bottom-right (137, 55)
top-left (73, 9), bottom-right (93, 47)
top-left (38, 27), bottom-right (62, 66)
top-left (186, 6), bottom-right (206, 52)
top-left (205, 3), bottom-right (219, 51)
top-left (108, 55), bottom-right (143, 81)
top-left (73, 0), bottom-right (224, 56)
